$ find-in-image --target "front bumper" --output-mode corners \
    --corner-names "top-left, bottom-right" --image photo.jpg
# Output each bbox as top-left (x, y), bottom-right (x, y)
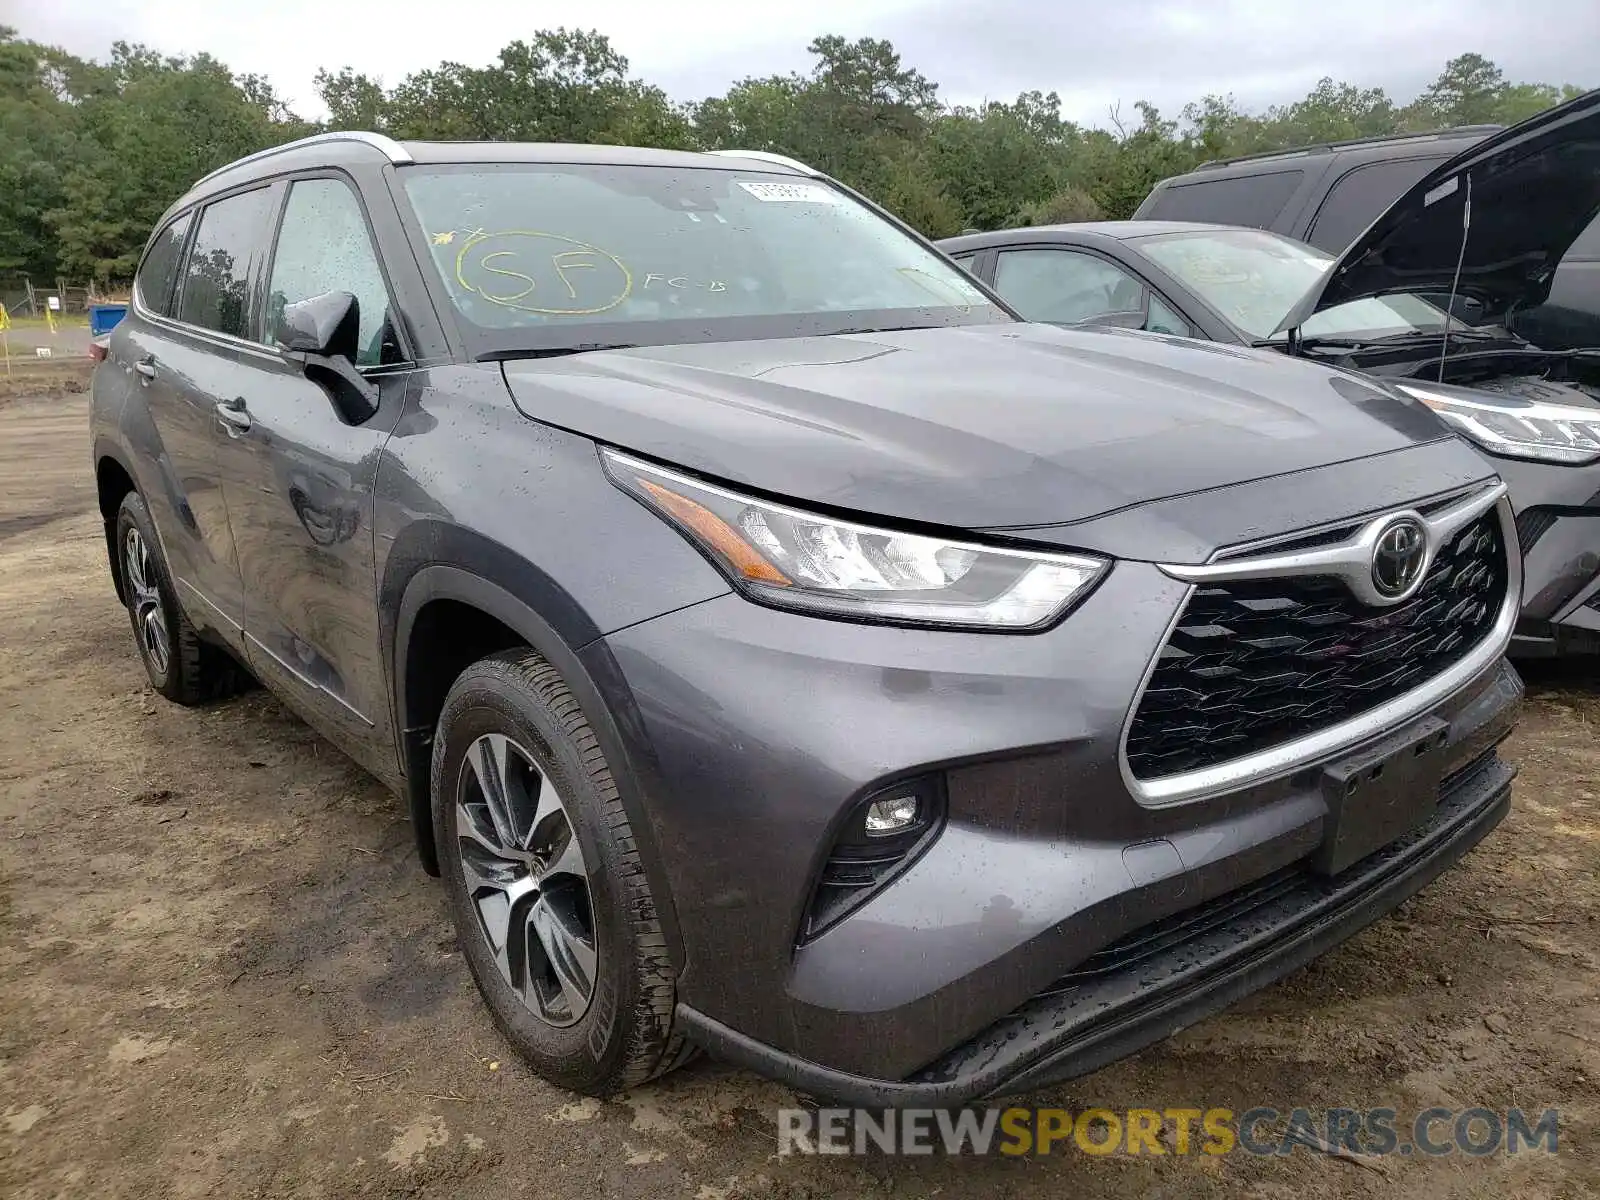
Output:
top-left (1509, 499), bottom-right (1600, 656)
top-left (1496, 456), bottom-right (1600, 658)
top-left (678, 734), bottom-right (1514, 1105)
top-left (589, 536), bottom-right (1523, 1094)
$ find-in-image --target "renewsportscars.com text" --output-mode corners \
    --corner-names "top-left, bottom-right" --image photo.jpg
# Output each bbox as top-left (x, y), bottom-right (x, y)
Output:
top-left (777, 1105), bottom-right (1559, 1158)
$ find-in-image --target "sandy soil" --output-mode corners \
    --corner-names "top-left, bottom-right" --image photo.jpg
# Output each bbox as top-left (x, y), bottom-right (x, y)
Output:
top-left (1, 394), bottom-right (1597, 1199)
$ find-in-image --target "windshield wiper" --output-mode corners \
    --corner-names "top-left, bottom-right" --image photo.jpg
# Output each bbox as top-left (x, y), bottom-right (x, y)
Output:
top-left (832, 325), bottom-right (941, 336)
top-left (1254, 328), bottom-right (1508, 352)
top-left (479, 343), bottom-right (638, 362)
top-left (1365, 328), bottom-right (1506, 344)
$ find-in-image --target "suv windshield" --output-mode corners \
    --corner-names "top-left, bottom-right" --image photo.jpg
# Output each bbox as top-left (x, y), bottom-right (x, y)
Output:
top-left (401, 163), bottom-right (1006, 354)
top-left (1135, 228), bottom-right (1451, 341)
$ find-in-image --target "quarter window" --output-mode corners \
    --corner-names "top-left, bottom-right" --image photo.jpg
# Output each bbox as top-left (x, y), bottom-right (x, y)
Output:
top-left (177, 188), bottom-right (275, 338)
top-left (135, 212), bottom-right (192, 317)
top-left (1146, 293), bottom-right (1191, 336)
top-left (267, 179), bottom-right (401, 366)
top-left (993, 249), bottom-right (1146, 324)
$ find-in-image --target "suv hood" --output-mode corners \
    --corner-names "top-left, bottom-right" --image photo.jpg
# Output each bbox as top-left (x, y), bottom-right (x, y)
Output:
top-left (1277, 88), bottom-right (1600, 333)
top-left (502, 323), bottom-right (1451, 532)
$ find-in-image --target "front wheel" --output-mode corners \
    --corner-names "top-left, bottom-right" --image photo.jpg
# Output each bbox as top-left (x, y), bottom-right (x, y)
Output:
top-left (431, 649), bottom-right (691, 1095)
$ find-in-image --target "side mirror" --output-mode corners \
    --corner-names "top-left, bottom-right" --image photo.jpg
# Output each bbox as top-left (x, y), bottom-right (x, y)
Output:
top-left (275, 290), bottom-right (361, 360)
top-left (274, 290), bottom-right (378, 425)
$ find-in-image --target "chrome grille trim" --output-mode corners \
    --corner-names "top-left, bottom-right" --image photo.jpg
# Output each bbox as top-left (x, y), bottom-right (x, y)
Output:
top-left (1158, 482), bottom-right (1505, 607)
top-left (1119, 492), bottom-right (1521, 808)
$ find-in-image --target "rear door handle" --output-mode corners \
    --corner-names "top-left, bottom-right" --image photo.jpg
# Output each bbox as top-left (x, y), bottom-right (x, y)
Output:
top-left (215, 396), bottom-right (252, 435)
top-left (134, 356), bottom-right (157, 380)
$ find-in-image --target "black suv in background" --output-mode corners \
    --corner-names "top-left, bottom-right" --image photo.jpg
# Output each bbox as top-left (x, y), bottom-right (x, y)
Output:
top-left (92, 132), bottom-right (1522, 1104)
top-left (1136, 120), bottom-right (1600, 350)
top-left (1135, 124), bottom-right (1500, 253)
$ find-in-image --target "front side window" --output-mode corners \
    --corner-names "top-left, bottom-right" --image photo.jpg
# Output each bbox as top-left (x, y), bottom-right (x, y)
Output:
top-left (136, 212), bottom-right (192, 317)
top-left (177, 187), bottom-right (275, 338)
top-left (1137, 228), bottom-right (1451, 341)
top-left (992, 249), bottom-right (1146, 324)
top-left (400, 165), bottom-right (1004, 353)
top-left (267, 179), bottom-right (400, 366)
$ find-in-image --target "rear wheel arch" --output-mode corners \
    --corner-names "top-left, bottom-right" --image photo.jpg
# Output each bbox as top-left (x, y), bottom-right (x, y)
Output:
top-left (386, 540), bottom-right (685, 975)
top-left (95, 449), bottom-right (140, 604)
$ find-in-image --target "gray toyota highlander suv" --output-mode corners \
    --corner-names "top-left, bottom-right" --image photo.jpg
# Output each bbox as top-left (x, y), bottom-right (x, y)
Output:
top-left (91, 132), bottom-right (1523, 1104)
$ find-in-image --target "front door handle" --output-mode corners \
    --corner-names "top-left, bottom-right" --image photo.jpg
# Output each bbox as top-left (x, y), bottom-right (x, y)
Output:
top-left (133, 356), bottom-right (157, 381)
top-left (215, 396), bottom-right (252, 435)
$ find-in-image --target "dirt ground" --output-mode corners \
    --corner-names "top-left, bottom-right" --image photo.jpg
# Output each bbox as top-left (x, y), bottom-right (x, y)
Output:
top-left (1, 393), bottom-right (1597, 1199)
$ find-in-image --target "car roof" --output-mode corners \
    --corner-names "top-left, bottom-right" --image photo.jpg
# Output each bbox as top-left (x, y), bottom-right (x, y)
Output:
top-left (938, 221), bottom-right (1230, 253)
top-left (172, 131), bottom-right (809, 214)
top-left (1158, 125), bottom-right (1501, 184)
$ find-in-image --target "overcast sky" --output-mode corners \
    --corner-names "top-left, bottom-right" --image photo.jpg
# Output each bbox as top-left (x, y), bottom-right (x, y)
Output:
top-left (12, 0), bottom-right (1599, 127)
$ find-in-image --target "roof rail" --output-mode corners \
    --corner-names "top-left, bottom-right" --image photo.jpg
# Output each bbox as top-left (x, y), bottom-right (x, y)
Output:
top-left (191, 131), bottom-right (413, 190)
top-left (706, 149), bottom-right (821, 176)
top-left (1194, 124), bottom-right (1503, 171)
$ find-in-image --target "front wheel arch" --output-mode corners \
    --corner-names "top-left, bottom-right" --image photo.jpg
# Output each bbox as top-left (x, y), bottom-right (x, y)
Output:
top-left (390, 564), bottom-right (686, 978)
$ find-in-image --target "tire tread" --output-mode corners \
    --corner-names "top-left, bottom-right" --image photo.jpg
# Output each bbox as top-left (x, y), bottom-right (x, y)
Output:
top-left (115, 492), bottom-right (248, 706)
top-left (435, 648), bottom-right (695, 1093)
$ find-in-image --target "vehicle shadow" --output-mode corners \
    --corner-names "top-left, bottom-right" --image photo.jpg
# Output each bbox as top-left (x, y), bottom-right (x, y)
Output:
top-left (1514, 656), bottom-right (1600, 699)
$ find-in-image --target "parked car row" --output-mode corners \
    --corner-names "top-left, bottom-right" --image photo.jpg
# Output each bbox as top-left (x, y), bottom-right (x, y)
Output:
top-left (943, 89), bottom-right (1600, 660)
top-left (96, 116), bottom-right (1541, 1106)
top-left (1133, 114), bottom-right (1600, 352)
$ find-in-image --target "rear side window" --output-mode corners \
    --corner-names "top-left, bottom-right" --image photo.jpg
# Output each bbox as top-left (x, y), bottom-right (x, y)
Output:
top-left (1140, 170), bottom-right (1303, 229)
top-left (266, 178), bottom-right (401, 366)
top-left (177, 187), bottom-right (275, 339)
top-left (1306, 157), bottom-right (1447, 251)
top-left (135, 212), bottom-right (192, 317)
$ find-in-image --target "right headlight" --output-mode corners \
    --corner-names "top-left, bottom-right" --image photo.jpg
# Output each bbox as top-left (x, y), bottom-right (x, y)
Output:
top-left (1399, 384), bottom-right (1600, 465)
top-left (601, 449), bottom-right (1108, 631)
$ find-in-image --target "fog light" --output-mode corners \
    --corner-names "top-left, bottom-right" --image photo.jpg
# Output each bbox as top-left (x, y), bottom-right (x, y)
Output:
top-left (864, 794), bottom-right (920, 835)
top-left (803, 776), bottom-right (945, 941)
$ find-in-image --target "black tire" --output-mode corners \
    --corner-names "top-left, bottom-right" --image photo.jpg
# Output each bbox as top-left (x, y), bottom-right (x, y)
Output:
top-left (114, 492), bottom-right (247, 705)
top-left (431, 648), bottom-right (692, 1095)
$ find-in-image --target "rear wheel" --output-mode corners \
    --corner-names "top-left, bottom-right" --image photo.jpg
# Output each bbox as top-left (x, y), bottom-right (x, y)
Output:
top-left (114, 492), bottom-right (245, 705)
top-left (432, 649), bottom-right (691, 1095)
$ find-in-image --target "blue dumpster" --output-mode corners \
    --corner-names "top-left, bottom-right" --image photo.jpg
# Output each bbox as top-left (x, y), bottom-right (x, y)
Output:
top-left (88, 304), bottom-right (128, 336)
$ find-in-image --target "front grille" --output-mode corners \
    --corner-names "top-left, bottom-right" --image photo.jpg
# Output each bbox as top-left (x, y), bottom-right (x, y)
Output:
top-left (1036, 867), bottom-right (1304, 997)
top-left (1126, 513), bottom-right (1507, 780)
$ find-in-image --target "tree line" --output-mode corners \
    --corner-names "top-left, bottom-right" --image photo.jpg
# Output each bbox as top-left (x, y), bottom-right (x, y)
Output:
top-left (1, 24), bottom-right (1587, 282)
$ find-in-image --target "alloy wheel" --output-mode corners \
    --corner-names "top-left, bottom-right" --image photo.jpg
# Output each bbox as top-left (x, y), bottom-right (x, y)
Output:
top-left (454, 732), bottom-right (597, 1027)
top-left (123, 526), bottom-right (171, 676)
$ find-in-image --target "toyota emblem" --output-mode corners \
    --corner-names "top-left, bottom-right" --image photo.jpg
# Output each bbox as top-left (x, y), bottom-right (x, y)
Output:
top-left (1371, 517), bottom-right (1428, 600)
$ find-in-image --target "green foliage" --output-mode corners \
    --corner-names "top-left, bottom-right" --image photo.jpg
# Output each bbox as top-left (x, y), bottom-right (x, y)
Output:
top-left (315, 29), bottom-right (693, 147)
top-left (1011, 186), bottom-right (1104, 228)
top-left (0, 25), bottom-right (1588, 282)
top-left (0, 29), bottom-right (85, 278)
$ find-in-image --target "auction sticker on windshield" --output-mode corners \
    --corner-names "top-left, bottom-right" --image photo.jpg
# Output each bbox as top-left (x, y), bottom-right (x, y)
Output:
top-left (735, 180), bottom-right (843, 203)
